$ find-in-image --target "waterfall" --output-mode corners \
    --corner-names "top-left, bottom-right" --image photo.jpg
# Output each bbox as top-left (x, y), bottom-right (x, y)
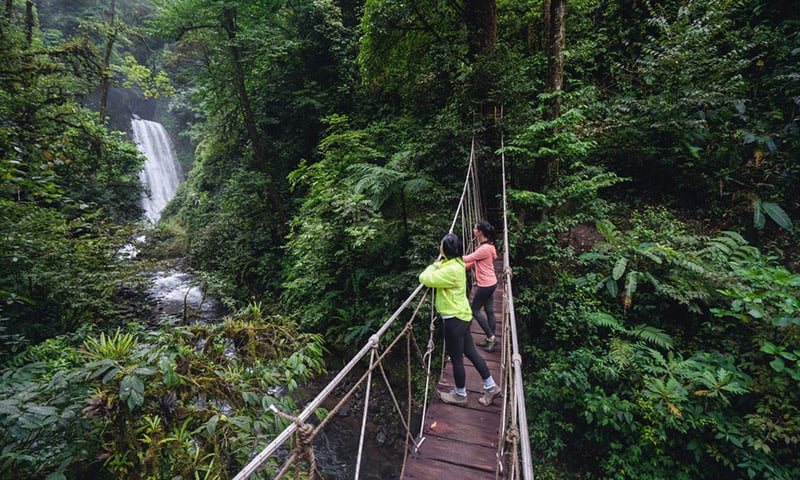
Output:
top-left (131, 116), bottom-right (183, 224)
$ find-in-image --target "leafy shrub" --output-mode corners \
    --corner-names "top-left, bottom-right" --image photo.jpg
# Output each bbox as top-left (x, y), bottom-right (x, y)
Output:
top-left (525, 207), bottom-right (799, 479)
top-left (0, 310), bottom-right (326, 480)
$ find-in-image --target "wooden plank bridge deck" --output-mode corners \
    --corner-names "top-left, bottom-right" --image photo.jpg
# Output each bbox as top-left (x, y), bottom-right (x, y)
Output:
top-left (403, 259), bottom-right (505, 479)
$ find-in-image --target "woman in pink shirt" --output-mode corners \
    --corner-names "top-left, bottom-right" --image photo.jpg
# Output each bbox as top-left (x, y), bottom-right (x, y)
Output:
top-left (462, 220), bottom-right (499, 352)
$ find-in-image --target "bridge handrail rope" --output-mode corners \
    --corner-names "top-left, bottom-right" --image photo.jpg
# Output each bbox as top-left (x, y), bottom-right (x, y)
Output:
top-left (499, 115), bottom-right (534, 479)
top-left (233, 127), bottom-right (531, 479)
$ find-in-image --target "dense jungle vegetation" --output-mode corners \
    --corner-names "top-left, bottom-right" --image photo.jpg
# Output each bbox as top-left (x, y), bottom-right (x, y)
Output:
top-left (2, 0), bottom-right (799, 478)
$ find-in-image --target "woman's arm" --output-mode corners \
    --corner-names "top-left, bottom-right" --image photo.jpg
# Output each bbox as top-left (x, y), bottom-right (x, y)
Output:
top-left (419, 261), bottom-right (459, 288)
top-left (462, 244), bottom-right (491, 264)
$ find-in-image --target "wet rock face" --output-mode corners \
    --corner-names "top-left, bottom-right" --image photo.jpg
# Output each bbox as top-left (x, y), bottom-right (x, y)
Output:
top-left (147, 270), bottom-right (226, 322)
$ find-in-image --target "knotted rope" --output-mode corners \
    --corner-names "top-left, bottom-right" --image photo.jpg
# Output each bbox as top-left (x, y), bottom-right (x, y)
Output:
top-left (271, 408), bottom-right (321, 480)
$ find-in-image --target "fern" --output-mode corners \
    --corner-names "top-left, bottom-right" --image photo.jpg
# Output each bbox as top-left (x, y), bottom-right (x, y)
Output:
top-left (629, 324), bottom-right (674, 350)
top-left (608, 338), bottom-right (635, 370)
top-left (587, 312), bottom-right (623, 331)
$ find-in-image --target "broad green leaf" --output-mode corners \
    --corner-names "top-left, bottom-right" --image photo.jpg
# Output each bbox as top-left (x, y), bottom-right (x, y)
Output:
top-left (205, 415), bottom-right (220, 436)
top-left (0, 400), bottom-right (22, 417)
top-left (772, 316), bottom-right (800, 327)
top-left (24, 404), bottom-right (57, 417)
top-left (625, 271), bottom-right (638, 297)
top-left (612, 257), bottom-right (628, 281)
top-left (765, 136), bottom-right (777, 154)
top-left (120, 374), bottom-right (145, 409)
top-left (578, 252), bottom-right (608, 261)
top-left (605, 277), bottom-right (618, 297)
top-left (760, 342), bottom-right (778, 355)
top-left (761, 202), bottom-right (793, 232)
top-left (162, 367), bottom-right (180, 388)
top-left (753, 199), bottom-right (765, 229)
top-left (134, 366), bottom-right (157, 376)
top-left (769, 357), bottom-right (785, 372)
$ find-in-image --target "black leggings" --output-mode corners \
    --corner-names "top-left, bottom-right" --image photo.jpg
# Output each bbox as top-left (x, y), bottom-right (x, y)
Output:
top-left (471, 284), bottom-right (497, 338)
top-left (443, 317), bottom-right (491, 389)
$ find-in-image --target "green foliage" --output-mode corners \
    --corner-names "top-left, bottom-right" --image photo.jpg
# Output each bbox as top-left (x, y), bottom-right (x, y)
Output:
top-left (0, 312), bottom-right (326, 480)
top-left (0, 8), bottom-right (150, 345)
top-left (753, 199), bottom-right (794, 232)
top-left (526, 205), bottom-right (800, 478)
top-left (154, 0), bottom-right (360, 306)
top-left (0, 200), bottom-right (147, 343)
top-left (4, 0), bottom-right (800, 478)
top-left (175, 167), bottom-right (285, 303)
top-left (502, 100), bottom-right (625, 297)
top-left (282, 116), bottom-right (398, 342)
top-left (118, 55), bottom-right (175, 99)
top-left (359, 0), bottom-right (463, 109)
top-left (592, 0), bottom-right (800, 234)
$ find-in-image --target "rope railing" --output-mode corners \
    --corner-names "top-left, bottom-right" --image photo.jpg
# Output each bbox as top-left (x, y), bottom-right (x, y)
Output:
top-left (232, 128), bottom-right (532, 479)
top-left (499, 120), bottom-right (534, 479)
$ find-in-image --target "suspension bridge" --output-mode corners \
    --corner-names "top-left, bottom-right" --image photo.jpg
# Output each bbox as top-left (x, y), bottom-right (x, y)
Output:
top-left (232, 134), bottom-right (533, 479)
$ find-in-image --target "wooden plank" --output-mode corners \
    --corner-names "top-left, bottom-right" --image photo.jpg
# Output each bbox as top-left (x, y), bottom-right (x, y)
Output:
top-left (404, 457), bottom-right (495, 480)
top-left (421, 402), bottom-right (501, 445)
top-left (404, 435), bottom-right (498, 478)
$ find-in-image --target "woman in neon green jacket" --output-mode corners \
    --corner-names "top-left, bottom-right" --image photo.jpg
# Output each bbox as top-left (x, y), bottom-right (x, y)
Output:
top-left (419, 233), bottom-right (501, 407)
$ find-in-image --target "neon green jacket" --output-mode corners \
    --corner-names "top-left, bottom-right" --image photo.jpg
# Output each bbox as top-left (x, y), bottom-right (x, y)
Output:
top-left (419, 257), bottom-right (472, 322)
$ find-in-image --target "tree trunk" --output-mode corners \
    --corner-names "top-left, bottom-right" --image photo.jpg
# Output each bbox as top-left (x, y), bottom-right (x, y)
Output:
top-left (220, 6), bottom-right (286, 226)
top-left (98, 0), bottom-right (117, 122)
top-left (545, 0), bottom-right (565, 119)
top-left (463, 0), bottom-right (497, 59)
top-left (24, 0), bottom-right (33, 44)
top-left (542, 0), bottom-right (551, 51)
top-left (534, 0), bottom-right (566, 191)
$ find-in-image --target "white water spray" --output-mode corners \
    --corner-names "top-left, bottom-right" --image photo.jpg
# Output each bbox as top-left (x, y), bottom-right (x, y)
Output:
top-left (132, 116), bottom-right (183, 223)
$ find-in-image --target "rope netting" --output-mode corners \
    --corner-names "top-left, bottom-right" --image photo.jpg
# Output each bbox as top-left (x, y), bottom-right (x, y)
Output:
top-left (232, 129), bottom-right (532, 480)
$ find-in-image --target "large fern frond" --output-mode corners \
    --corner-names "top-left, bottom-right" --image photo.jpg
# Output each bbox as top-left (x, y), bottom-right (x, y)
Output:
top-left (587, 312), bottom-right (623, 331)
top-left (629, 324), bottom-right (674, 350)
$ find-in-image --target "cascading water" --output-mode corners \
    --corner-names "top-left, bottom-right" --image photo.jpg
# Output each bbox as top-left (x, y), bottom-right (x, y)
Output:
top-left (130, 116), bottom-right (224, 321)
top-left (131, 116), bottom-right (183, 224)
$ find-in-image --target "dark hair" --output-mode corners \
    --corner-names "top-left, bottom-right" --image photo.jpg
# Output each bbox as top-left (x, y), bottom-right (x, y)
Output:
top-left (440, 233), bottom-right (463, 258)
top-left (475, 220), bottom-right (496, 243)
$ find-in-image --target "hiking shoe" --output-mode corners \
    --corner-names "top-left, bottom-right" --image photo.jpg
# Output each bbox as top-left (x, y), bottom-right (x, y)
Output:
top-left (478, 384), bottom-right (502, 406)
top-left (439, 390), bottom-right (468, 407)
top-left (482, 337), bottom-right (498, 352)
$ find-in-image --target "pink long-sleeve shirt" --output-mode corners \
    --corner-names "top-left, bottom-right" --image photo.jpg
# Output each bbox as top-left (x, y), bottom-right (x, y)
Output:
top-left (463, 243), bottom-right (497, 287)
